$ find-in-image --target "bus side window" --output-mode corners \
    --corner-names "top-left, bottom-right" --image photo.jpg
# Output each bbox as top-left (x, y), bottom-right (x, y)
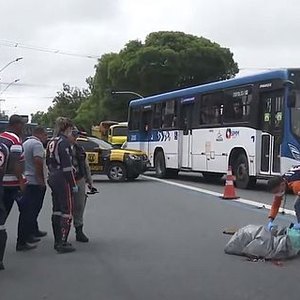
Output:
top-left (162, 100), bottom-right (177, 129)
top-left (200, 93), bottom-right (223, 125)
top-left (223, 87), bottom-right (252, 123)
top-left (141, 109), bottom-right (152, 132)
top-left (129, 107), bottom-right (140, 130)
top-left (153, 103), bottom-right (162, 129)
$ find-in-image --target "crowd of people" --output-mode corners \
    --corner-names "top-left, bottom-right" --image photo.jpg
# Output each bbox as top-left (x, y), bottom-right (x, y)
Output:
top-left (0, 115), bottom-right (97, 271)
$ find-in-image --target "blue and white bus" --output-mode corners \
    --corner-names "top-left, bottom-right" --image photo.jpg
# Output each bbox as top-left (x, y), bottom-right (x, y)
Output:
top-left (127, 69), bottom-right (300, 188)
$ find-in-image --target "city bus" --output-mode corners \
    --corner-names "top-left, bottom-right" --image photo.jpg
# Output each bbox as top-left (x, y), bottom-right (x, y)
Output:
top-left (127, 69), bottom-right (300, 188)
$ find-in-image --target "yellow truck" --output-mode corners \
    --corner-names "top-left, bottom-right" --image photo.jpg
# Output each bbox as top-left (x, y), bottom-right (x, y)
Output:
top-left (91, 121), bottom-right (118, 140)
top-left (91, 121), bottom-right (128, 147)
top-left (107, 122), bottom-right (128, 146)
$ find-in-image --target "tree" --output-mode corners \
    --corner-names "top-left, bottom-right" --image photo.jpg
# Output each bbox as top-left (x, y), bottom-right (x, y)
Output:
top-left (31, 84), bottom-right (89, 128)
top-left (76, 31), bottom-right (238, 129)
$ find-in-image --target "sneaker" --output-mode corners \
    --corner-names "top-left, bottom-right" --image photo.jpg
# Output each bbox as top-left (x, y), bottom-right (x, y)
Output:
top-left (27, 236), bottom-right (41, 244)
top-left (55, 242), bottom-right (76, 254)
top-left (16, 243), bottom-right (37, 252)
top-left (0, 262), bottom-right (4, 271)
top-left (75, 226), bottom-right (89, 243)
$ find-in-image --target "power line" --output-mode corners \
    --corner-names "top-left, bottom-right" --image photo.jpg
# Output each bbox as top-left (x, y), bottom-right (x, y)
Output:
top-left (3, 96), bottom-right (54, 99)
top-left (0, 81), bottom-right (61, 88)
top-left (0, 39), bottom-right (100, 60)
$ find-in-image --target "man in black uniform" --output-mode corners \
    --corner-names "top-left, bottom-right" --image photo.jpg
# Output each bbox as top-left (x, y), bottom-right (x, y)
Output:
top-left (68, 129), bottom-right (97, 242)
top-left (46, 117), bottom-right (78, 253)
top-left (0, 142), bottom-right (9, 270)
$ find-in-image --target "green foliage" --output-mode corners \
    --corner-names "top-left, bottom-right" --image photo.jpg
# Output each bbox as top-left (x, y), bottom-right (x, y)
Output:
top-left (76, 31), bottom-right (238, 129)
top-left (31, 83), bottom-right (89, 128)
top-left (32, 31), bottom-right (238, 130)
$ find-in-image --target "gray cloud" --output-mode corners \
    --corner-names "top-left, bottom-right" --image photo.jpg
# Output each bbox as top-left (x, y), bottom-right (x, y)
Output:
top-left (1, 0), bottom-right (121, 39)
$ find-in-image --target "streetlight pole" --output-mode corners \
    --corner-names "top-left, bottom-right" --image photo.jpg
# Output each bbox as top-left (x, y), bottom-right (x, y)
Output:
top-left (0, 57), bottom-right (23, 73)
top-left (0, 79), bottom-right (20, 96)
top-left (0, 99), bottom-right (5, 114)
top-left (111, 90), bottom-right (144, 99)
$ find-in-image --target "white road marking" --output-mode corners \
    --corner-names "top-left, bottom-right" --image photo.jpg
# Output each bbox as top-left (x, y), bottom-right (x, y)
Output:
top-left (142, 175), bottom-right (296, 217)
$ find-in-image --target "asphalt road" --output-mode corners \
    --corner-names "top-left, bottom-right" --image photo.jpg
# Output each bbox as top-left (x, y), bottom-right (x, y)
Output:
top-left (1, 175), bottom-right (299, 300)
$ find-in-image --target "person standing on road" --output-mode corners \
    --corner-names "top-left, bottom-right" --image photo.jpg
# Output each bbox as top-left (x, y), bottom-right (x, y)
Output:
top-left (18, 126), bottom-right (48, 249)
top-left (0, 115), bottom-right (35, 252)
top-left (267, 165), bottom-right (300, 231)
top-left (68, 129), bottom-right (97, 243)
top-left (0, 142), bottom-right (10, 270)
top-left (46, 117), bottom-right (78, 253)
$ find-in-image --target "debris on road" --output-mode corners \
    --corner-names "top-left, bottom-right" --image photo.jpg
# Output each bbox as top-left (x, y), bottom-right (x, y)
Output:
top-left (256, 205), bottom-right (266, 209)
top-left (224, 224), bottom-right (300, 260)
top-left (246, 257), bottom-right (266, 263)
top-left (272, 260), bottom-right (284, 267)
top-left (222, 227), bottom-right (238, 235)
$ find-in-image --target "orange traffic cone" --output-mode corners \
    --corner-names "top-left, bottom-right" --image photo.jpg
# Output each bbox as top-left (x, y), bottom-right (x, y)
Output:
top-left (221, 166), bottom-right (239, 200)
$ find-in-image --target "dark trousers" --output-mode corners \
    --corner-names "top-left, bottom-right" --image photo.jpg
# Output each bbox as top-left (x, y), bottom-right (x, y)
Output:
top-left (17, 185), bottom-right (46, 244)
top-left (3, 187), bottom-right (21, 220)
top-left (48, 172), bottom-right (73, 245)
top-left (0, 187), bottom-right (5, 226)
top-left (0, 186), bottom-right (7, 262)
top-left (1, 186), bottom-right (19, 260)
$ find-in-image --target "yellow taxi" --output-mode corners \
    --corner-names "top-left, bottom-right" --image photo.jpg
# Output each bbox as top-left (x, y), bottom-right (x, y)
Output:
top-left (77, 136), bottom-right (149, 181)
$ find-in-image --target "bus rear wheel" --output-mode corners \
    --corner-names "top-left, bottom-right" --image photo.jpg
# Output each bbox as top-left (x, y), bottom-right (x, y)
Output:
top-left (232, 154), bottom-right (250, 189)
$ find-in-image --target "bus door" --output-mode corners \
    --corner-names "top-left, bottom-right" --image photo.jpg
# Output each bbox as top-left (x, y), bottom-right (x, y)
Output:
top-left (140, 107), bottom-right (152, 156)
top-left (180, 102), bottom-right (194, 168)
top-left (260, 90), bottom-right (284, 175)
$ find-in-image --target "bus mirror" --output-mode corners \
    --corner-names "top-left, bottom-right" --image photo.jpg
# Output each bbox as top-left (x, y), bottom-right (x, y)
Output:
top-left (283, 80), bottom-right (295, 87)
top-left (288, 91), bottom-right (296, 108)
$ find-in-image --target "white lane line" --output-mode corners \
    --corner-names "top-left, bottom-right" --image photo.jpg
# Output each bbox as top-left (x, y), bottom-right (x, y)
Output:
top-left (142, 175), bottom-right (295, 217)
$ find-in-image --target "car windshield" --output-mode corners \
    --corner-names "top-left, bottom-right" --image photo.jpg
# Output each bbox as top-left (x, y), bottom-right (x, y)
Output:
top-left (89, 137), bottom-right (113, 150)
top-left (113, 127), bottom-right (128, 136)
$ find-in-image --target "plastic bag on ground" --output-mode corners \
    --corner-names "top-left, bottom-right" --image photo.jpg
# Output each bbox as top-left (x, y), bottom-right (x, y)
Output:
top-left (224, 225), bottom-right (300, 260)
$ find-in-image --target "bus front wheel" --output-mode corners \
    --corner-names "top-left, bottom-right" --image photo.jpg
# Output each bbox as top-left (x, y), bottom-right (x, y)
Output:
top-left (155, 151), bottom-right (179, 179)
top-left (155, 151), bottom-right (167, 178)
top-left (232, 154), bottom-right (250, 189)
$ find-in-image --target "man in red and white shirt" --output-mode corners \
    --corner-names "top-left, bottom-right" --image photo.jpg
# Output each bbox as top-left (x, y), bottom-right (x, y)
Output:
top-left (0, 115), bottom-right (35, 251)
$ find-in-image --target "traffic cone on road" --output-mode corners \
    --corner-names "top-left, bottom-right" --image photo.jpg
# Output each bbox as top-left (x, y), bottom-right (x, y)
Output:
top-left (221, 167), bottom-right (239, 200)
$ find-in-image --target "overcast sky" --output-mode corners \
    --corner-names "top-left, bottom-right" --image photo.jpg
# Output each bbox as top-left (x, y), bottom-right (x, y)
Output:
top-left (0, 0), bottom-right (299, 117)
